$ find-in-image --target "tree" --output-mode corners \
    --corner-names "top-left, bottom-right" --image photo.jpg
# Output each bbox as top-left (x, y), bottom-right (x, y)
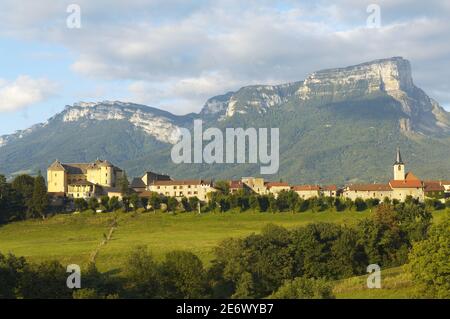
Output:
top-left (88, 197), bottom-right (99, 211)
top-left (295, 198), bottom-right (309, 212)
top-left (405, 219), bottom-right (450, 298)
top-left (129, 193), bottom-right (141, 211)
top-left (119, 172), bottom-right (130, 196)
top-left (167, 197), bottom-right (178, 213)
top-left (29, 172), bottom-right (49, 219)
top-left (395, 202), bottom-right (432, 243)
top-left (354, 198), bottom-right (367, 211)
top-left (160, 250), bottom-right (208, 298)
top-left (0, 175), bottom-right (22, 223)
top-left (268, 194), bottom-right (278, 213)
top-left (214, 180), bottom-right (230, 195)
top-left (231, 272), bottom-right (255, 299)
top-left (74, 198), bottom-right (88, 212)
top-left (11, 174), bottom-right (35, 218)
top-left (269, 277), bottom-right (334, 299)
top-left (124, 246), bottom-right (161, 298)
top-left (100, 196), bottom-right (110, 211)
top-left (249, 195), bottom-right (259, 211)
top-left (0, 252), bottom-right (27, 298)
top-left (122, 196), bottom-right (131, 212)
top-left (109, 196), bottom-right (120, 211)
top-left (148, 192), bottom-right (161, 212)
top-left (19, 260), bottom-right (72, 299)
top-left (181, 197), bottom-right (191, 212)
top-left (188, 197), bottom-right (200, 213)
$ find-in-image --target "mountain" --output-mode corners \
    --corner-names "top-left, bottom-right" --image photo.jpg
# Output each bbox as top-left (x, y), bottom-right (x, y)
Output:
top-left (2, 57), bottom-right (450, 184)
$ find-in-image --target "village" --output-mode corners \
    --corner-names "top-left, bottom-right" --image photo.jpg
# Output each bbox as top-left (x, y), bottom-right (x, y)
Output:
top-left (46, 148), bottom-right (450, 205)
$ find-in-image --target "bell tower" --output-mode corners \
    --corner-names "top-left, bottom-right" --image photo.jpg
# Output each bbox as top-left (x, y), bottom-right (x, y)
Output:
top-left (393, 147), bottom-right (405, 180)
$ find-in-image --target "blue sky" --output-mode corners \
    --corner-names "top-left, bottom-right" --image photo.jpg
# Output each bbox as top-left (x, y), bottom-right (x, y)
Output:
top-left (1, 0), bottom-right (450, 135)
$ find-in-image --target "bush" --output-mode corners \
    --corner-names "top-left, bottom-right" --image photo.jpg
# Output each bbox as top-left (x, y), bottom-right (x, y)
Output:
top-left (354, 198), bottom-right (367, 211)
top-left (269, 277), bottom-right (334, 299)
top-left (405, 219), bottom-right (450, 298)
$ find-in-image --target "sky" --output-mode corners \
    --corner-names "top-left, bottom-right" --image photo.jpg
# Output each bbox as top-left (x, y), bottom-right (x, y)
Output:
top-left (1, 0), bottom-right (450, 135)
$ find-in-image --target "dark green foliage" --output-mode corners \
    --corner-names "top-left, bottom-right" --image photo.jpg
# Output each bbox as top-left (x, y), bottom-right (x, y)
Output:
top-left (124, 246), bottom-right (161, 298)
top-left (19, 260), bottom-right (72, 299)
top-left (406, 219), bottom-right (450, 298)
top-left (100, 195), bottom-right (110, 211)
top-left (74, 198), bottom-right (88, 212)
top-left (109, 196), bottom-right (121, 211)
top-left (354, 198), bottom-right (367, 211)
top-left (88, 197), bottom-right (99, 211)
top-left (269, 277), bottom-right (334, 299)
top-left (119, 172), bottom-right (130, 196)
top-left (0, 252), bottom-right (27, 298)
top-left (0, 175), bottom-right (23, 223)
top-left (214, 180), bottom-right (230, 195)
top-left (166, 197), bottom-right (178, 212)
top-left (129, 193), bottom-right (141, 211)
top-left (29, 172), bottom-right (49, 219)
top-left (159, 251), bottom-right (209, 299)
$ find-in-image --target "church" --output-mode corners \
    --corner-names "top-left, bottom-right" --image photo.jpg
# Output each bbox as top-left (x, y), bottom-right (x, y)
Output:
top-left (343, 148), bottom-right (427, 202)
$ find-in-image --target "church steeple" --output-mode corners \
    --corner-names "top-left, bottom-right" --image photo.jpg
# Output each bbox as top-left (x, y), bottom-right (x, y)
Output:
top-left (394, 147), bottom-right (404, 165)
top-left (393, 147), bottom-right (405, 180)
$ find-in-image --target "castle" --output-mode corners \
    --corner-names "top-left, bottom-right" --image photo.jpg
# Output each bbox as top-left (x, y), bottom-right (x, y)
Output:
top-left (47, 159), bottom-right (124, 198)
top-left (47, 148), bottom-right (449, 203)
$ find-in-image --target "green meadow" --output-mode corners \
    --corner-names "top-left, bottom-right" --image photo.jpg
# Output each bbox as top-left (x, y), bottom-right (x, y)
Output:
top-left (0, 209), bottom-right (371, 272)
top-left (0, 209), bottom-right (446, 298)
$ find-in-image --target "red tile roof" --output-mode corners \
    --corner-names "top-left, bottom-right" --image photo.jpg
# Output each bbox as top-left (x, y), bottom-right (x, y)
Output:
top-left (389, 180), bottom-right (422, 188)
top-left (229, 180), bottom-right (244, 189)
top-left (266, 182), bottom-right (290, 189)
top-left (292, 185), bottom-right (321, 191)
top-left (322, 185), bottom-right (337, 191)
top-left (405, 172), bottom-right (420, 181)
top-left (347, 184), bottom-right (392, 191)
top-left (423, 181), bottom-right (445, 192)
top-left (152, 179), bottom-right (211, 186)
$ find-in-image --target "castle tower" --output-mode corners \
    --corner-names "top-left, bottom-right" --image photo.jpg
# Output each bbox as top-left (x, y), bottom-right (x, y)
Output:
top-left (393, 147), bottom-right (405, 180)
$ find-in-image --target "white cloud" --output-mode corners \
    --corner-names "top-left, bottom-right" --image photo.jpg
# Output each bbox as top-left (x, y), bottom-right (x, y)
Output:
top-left (1, 1), bottom-right (450, 113)
top-left (0, 76), bottom-right (58, 112)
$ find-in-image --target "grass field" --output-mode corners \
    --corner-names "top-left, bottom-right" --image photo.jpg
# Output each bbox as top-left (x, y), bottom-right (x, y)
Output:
top-left (333, 266), bottom-right (416, 299)
top-left (0, 209), bottom-right (372, 272)
top-left (0, 208), bottom-right (446, 298)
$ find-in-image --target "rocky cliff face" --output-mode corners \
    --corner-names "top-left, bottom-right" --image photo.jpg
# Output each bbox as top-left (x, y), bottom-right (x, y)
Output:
top-left (2, 57), bottom-right (450, 181)
top-left (60, 101), bottom-right (183, 144)
top-left (200, 57), bottom-right (450, 136)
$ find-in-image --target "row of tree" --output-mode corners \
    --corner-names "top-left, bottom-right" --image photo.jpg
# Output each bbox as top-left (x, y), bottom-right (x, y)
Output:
top-left (2, 202), bottom-right (446, 299)
top-left (0, 174), bottom-right (49, 224)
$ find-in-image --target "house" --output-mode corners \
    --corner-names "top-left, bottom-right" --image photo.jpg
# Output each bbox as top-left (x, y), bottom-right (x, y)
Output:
top-left (131, 170), bottom-right (171, 193)
top-left (389, 172), bottom-right (424, 202)
top-left (229, 180), bottom-right (245, 194)
top-left (241, 177), bottom-right (268, 195)
top-left (266, 182), bottom-right (290, 198)
top-left (343, 148), bottom-right (425, 202)
top-left (322, 185), bottom-right (338, 197)
top-left (423, 181), bottom-right (446, 200)
top-left (148, 179), bottom-right (216, 202)
top-left (344, 183), bottom-right (392, 201)
top-left (388, 149), bottom-right (425, 202)
top-left (47, 159), bottom-right (124, 199)
top-left (292, 185), bottom-right (322, 199)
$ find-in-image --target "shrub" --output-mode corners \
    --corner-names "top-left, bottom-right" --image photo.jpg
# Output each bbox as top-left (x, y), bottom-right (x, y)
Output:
top-left (269, 277), bottom-right (334, 299)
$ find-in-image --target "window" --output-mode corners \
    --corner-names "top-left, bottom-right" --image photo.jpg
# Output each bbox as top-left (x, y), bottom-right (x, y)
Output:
top-left (398, 166), bottom-right (401, 171)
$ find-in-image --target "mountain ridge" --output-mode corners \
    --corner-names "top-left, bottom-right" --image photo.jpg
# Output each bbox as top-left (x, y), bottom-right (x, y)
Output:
top-left (2, 57), bottom-right (450, 184)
